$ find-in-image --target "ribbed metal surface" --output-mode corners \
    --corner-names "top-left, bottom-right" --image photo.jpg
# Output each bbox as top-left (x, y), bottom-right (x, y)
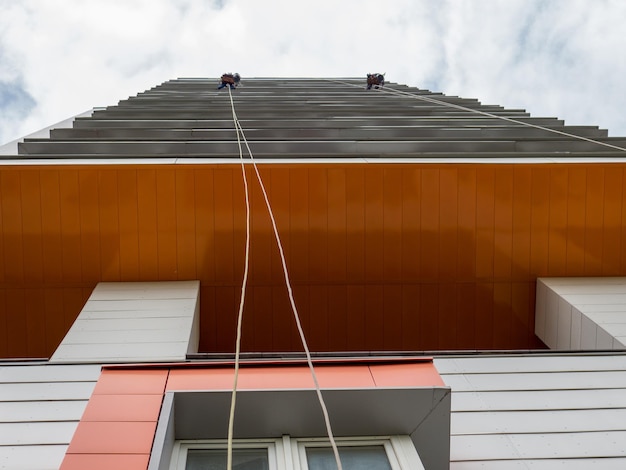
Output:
top-left (14, 78), bottom-right (623, 159)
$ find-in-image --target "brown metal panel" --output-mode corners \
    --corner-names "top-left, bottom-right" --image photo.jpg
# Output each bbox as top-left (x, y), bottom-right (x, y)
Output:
top-left (420, 169), bottom-right (440, 279)
top-left (1, 170), bottom-right (24, 282)
top-left (492, 282), bottom-right (512, 349)
top-left (24, 288), bottom-right (47, 357)
top-left (117, 169), bottom-right (140, 280)
top-left (249, 167), bottom-right (273, 285)
top-left (565, 167), bottom-right (586, 274)
top-left (308, 167), bottom-right (328, 282)
top-left (44, 287), bottom-right (67, 354)
top-left (584, 167), bottom-right (605, 273)
top-left (401, 168), bottom-right (420, 280)
top-left (328, 285), bottom-right (348, 351)
top-left (175, 169), bottom-right (197, 280)
top-left (364, 284), bottom-right (384, 350)
top-left (156, 169), bottom-right (177, 280)
top-left (494, 167), bottom-right (513, 279)
top-left (383, 284), bottom-right (402, 349)
top-left (0, 290), bottom-right (6, 357)
top-left (511, 167), bottom-right (532, 280)
top-left (475, 168), bottom-right (495, 279)
top-left (401, 284), bottom-right (420, 350)
top-left (548, 167), bottom-right (568, 275)
top-left (213, 169), bottom-right (236, 284)
top-left (419, 283), bottom-right (439, 350)
top-left (529, 167), bottom-right (550, 277)
top-left (194, 169), bottom-right (216, 283)
top-left (136, 169), bottom-right (159, 279)
top-left (456, 283), bottom-right (476, 349)
top-left (327, 168), bottom-right (347, 282)
top-left (78, 169), bottom-right (101, 283)
top-left (19, 170), bottom-right (43, 283)
top-left (438, 283), bottom-right (457, 349)
top-left (346, 285), bottom-right (366, 350)
top-left (250, 285), bottom-right (273, 352)
top-left (198, 285), bottom-right (216, 352)
top-left (383, 169), bottom-right (403, 281)
top-left (511, 282), bottom-right (532, 348)
top-left (309, 285), bottom-right (329, 351)
top-left (97, 170), bottom-right (120, 281)
top-left (40, 170), bottom-right (63, 283)
top-left (364, 168), bottom-right (383, 282)
top-left (439, 168), bottom-right (458, 280)
top-left (59, 170), bottom-right (82, 282)
top-left (475, 282), bottom-right (494, 348)
top-left (288, 167), bottom-right (310, 283)
top-left (457, 168), bottom-right (477, 280)
top-left (214, 286), bottom-right (237, 352)
top-left (5, 289), bottom-right (26, 356)
top-left (345, 168), bottom-right (365, 281)
top-left (602, 167), bottom-right (624, 274)
top-left (268, 167), bottom-right (292, 283)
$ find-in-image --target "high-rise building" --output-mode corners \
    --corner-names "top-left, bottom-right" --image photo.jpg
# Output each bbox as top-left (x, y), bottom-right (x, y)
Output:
top-left (2, 78), bottom-right (626, 469)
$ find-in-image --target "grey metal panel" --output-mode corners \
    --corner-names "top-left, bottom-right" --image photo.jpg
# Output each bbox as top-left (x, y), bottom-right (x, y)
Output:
top-left (0, 422), bottom-right (78, 445)
top-left (0, 445), bottom-right (68, 470)
top-left (0, 400), bottom-right (88, 422)
top-left (450, 459), bottom-right (626, 470)
top-left (0, 364), bottom-right (101, 383)
top-left (451, 409), bottom-right (626, 434)
top-left (0, 381), bottom-right (96, 401)
top-left (51, 341), bottom-right (191, 362)
top-left (82, 298), bottom-right (197, 312)
top-left (443, 370), bottom-right (626, 391)
top-left (435, 354), bottom-right (626, 374)
top-left (450, 388), bottom-right (626, 412)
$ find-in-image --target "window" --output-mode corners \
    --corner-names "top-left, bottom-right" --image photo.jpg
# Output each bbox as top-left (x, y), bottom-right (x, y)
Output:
top-left (171, 436), bottom-right (424, 470)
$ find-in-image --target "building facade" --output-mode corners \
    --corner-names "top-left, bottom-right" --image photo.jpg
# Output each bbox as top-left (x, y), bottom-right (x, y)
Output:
top-left (2, 78), bottom-right (626, 469)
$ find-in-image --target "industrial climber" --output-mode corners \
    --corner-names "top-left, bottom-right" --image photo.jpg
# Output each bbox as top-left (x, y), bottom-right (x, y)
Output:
top-left (217, 73), bottom-right (241, 90)
top-left (366, 73), bottom-right (385, 90)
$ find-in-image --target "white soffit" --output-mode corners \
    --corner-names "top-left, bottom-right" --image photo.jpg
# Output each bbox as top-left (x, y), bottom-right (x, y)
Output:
top-left (536, 277), bottom-right (626, 350)
top-left (50, 280), bottom-right (200, 363)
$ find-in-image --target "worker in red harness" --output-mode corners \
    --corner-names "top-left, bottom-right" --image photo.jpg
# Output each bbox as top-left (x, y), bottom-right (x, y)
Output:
top-left (218, 73), bottom-right (241, 90)
top-left (366, 73), bottom-right (385, 90)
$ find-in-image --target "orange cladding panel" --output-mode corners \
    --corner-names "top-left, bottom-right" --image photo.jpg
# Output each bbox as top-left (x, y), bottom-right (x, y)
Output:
top-left (4, 163), bottom-right (626, 356)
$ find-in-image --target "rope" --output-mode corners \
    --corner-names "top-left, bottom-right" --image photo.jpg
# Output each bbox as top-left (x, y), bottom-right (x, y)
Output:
top-left (333, 79), bottom-right (626, 153)
top-left (224, 87), bottom-right (344, 470)
top-left (226, 86), bottom-right (252, 470)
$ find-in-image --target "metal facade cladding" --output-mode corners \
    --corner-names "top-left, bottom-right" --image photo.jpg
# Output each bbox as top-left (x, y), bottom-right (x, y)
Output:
top-left (1, 162), bottom-right (626, 357)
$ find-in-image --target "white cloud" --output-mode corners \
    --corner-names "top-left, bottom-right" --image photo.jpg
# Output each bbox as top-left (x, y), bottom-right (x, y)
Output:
top-left (1, 0), bottom-right (625, 145)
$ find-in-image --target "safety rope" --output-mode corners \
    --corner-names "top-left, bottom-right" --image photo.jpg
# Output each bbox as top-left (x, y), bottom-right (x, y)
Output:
top-left (333, 79), bottom-right (626, 153)
top-left (226, 86), bottom-right (252, 470)
top-left (224, 87), bottom-right (344, 470)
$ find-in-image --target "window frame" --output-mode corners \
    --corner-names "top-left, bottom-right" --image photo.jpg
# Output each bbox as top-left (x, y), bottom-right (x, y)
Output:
top-left (170, 435), bottom-right (424, 470)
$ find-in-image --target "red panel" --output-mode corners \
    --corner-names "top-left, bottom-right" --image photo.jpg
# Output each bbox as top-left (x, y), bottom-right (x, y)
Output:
top-left (67, 421), bottom-right (157, 454)
top-left (81, 394), bottom-right (163, 421)
top-left (60, 454), bottom-right (149, 470)
top-left (93, 369), bottom-right (168, 395)
top-left (167, 366), bottom-right (316, 390)
top-left (369, 362), bottom-right (445, 387)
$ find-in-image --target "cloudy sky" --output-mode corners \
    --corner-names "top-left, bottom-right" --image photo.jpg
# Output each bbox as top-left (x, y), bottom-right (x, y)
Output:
top-left (1, 0), bottom-right (625, 145)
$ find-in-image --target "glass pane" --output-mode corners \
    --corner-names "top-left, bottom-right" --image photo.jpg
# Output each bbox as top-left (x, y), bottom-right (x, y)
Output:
top-left (185, 448), bottom-right (269, 470)
top-left (306, 445), bottom-right (392, 470)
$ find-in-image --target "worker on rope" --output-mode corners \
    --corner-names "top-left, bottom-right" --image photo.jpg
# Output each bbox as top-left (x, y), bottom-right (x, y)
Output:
top-left (218, 73), bottom-right (241, 90)
top-left (366, 73), bottom-right (385, 90)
